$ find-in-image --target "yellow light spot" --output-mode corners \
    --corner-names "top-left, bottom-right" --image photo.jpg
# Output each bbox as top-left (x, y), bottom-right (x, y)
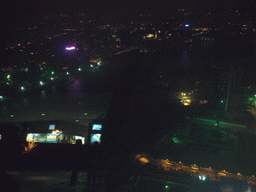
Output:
top-left (140, 157), bottom-right (149, 164)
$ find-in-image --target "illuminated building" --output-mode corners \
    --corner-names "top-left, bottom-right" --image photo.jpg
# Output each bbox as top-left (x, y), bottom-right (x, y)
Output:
top-left (24, 120), bottom-right (88, 144)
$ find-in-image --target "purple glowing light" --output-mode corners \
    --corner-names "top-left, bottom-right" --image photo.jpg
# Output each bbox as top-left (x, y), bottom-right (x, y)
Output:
top-left (66, 46), bottom-right (75, 50)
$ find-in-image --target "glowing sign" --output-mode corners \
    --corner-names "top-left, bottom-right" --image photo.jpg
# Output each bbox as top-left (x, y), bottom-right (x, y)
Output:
top-left (66, 46), bottom-right (75, 50)
top-left (49, 124), bottom-right (55, 130)
top-left (92, 124), bottom-right (102, 131)
top-left (90, 134), bottom-right (102, 144)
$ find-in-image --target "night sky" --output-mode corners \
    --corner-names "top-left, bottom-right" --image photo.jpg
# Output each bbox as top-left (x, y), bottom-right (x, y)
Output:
top-left (0, 0), bottom-right (255, 45)
top-left (2, 0), bottom-right (255, 22)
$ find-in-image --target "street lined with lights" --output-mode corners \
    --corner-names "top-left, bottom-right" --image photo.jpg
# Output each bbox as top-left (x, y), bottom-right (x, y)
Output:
top-left (136, 155), bottom-right (256, 185)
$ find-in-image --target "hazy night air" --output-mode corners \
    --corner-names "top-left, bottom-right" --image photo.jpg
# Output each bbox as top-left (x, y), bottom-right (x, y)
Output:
top-left (1, 0), bottom-right (256, 191)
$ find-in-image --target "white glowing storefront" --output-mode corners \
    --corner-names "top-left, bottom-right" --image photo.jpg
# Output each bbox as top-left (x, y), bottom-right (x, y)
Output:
top-left (25, 121), bottom-right (87, 144)
top-left (26, 131), bottom-right (85, 144)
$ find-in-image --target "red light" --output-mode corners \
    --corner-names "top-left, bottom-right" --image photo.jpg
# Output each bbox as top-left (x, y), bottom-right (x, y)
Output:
top-left (22, 46), bottom-right (26, 48)
top-left (180, 24), bottom-right (182, 26)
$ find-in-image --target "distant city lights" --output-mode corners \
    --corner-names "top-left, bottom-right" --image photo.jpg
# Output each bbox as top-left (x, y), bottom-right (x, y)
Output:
top-left (66, 46), bottom-right (75, 50)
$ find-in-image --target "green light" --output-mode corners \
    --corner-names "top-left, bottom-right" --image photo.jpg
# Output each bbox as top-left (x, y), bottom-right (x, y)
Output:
top-left (51, 71), bottom-right (54, 75)
top-left (221, 100), bottom-right (224, 103)
top-left (0, 96), bottom-right (3, 100)
top-left (249, 98), bottom-right (254, 101)
top-left (7, 75), bottom-right (10, 79)
top-left (215, 123), bottom-right (218, 126)
top-left (172, 137), bottom-right (181, 144)
top-left (165, 185), bottom-right (169, 189)
top-left (66, 72), bottom-right (69, 75)
top-left (41, 68), bottom-right (43, 70)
